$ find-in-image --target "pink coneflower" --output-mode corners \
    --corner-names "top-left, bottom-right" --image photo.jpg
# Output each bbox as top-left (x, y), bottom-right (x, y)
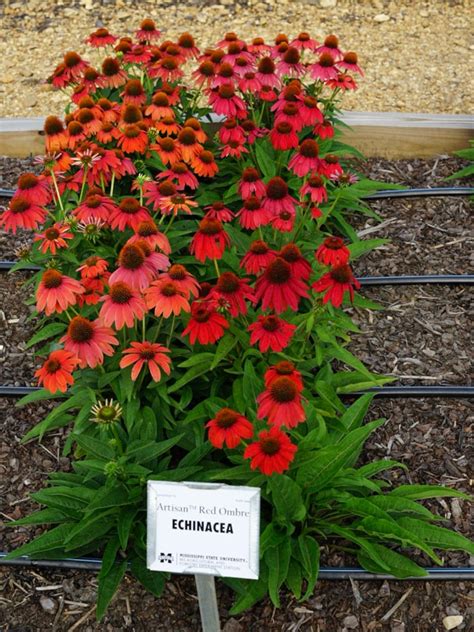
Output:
top-left (262, 177), bottom-right (298, 215)
top-left (236, 196), bottom-right (270, 230)
top-left (145, 279), bottom-right (190, 318)
top-left (219, 118), bottom-right (245, 145)
top-left (257, 376), bottom-right (305, 428)
top-left (312, 263), bottom-right (360, 307)
top-left (204, 202), bottom-right (234, 223)
top-left (279, 243), bottom-right (312, 281)
top-left (178, 32), bottom-right (200, 59)
top-left (255, 256), bottom-right (309, 314)
top-left (300, 173), bottom-right (328, 203)
top-left (190, 218), bottom-right (230, 262)
top-left (86, 27), bottom-right (117, 48)
top-left (248, 36), bottom-right (271, 54)
top-left (182, 301), bottom-right (229, 345)
top-left (151, 56), bottom-right (183, 82)
top-left (310, 53), bottom-right (339, 81)
top-left (109, 244), bottom-right (155, 291)
top-left (211, 272), bottom-right (255, 317)
top-left (135, 19), bottom-right (161, 43)
top-left (206, 408), bottom-right (253, 450)
top-left (327, 73), bottom-right (358, 91)
top-left (216, 32), bottom-right (246, 48)
top-left (211, 61), bottom-right (237, 88)
top-left (255, 56), bottom-right (280, 88)
top-left (259, 85), bottom-right (278, 101)
top-left (134, 239), bottom-right (170, 277)
top-left (248, 314), bottom-right (296, 353)
top-left (220, 141), bottom-right (248, 159)
top-left (274, 102), bottom-right (304, 132)
top-left (124, 44), bottom-right (152, 64)
top-left (109, 197), bottom-right (151, 231)
top-left (99, 282), bottom-right (147, 329)
top-left (238, 72), bottom-right (262, 93)
top-left (128, 220), bottom-right (171, 254)
top-left (338, 51), bottom-right (364, 75)
top-left (158, 264), bottom-right (200, 299)
top-left (192, 60), bottom-right (215, 87)
top-left (290, 31), bottom-right (318, 52)
top-left (34, 223), bottom-right (73, 255)
top-left (36, 270), bottom-right (84, 316)
top-left (61, 316), bottom-right (118, 368)
top-left (120, 342), bottom-right (171, 382)
top-left (35, 350), bottom-right (78, 394)
top-left (320, 154), bottom-right (343, 178)
top-left (77, 256), bottom-right (109, 280)
top-left (238, 168), bottom-right (266, 200)
top-left (0, 197), bottom-right (47, 233)
top-left (276, 47), bottom-right (304, 77)
top-left (316, 34), bottom-right (342, 58)
top-left (159, 162), bottom-right (198, 189)
top-left (208, 84), bottom-right (247, 118)
top-left (143, 180), bottom-right (177, 211)
top-left (316, 236), bottom-right (350, 266)
top-left (288, 140), bottom-right (320, 177)
top-left (15, 173), bottom-right (51, 206)
top-left (270, 121), bottom-right (299, 150)
top-left (300, 96), bottom-right (323, 126)
top-left (330, 171), bottom-right (359, 185)
top-left (240, 240), bottom-right (276, 275)
top-left (272, 209), bottom-right (295, 232)
top-left (223, 42), bottom-right (253, 66)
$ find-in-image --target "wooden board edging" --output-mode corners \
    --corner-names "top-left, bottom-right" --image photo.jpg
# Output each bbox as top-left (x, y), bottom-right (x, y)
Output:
top-left (0, 112), bottom-right (472, 159)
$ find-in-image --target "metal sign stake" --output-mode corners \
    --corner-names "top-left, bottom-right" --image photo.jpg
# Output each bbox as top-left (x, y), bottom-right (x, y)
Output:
top-left (195, 574), bottom-right (221, 632)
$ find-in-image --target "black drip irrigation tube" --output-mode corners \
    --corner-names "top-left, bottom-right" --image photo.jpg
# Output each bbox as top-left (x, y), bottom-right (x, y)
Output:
top-left (0, 554), bottom-right (472, 581)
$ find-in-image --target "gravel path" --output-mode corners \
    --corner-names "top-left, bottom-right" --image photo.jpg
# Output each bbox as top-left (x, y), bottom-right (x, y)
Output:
top-left (0, 1), bottom-right (473, 117)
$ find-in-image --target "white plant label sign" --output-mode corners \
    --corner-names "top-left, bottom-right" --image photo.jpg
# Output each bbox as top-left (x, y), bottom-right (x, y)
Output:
top-left (147, 480), bottom-right (260, 579)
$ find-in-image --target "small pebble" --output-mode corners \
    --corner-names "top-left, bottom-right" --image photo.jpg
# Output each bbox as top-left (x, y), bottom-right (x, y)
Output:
top-left (343, 614), bottom-right (359, 629)
top-left (443, 616), bottom-right (464, 631)
top-left (373, 13), bottom-right (390, 22)
top-left (39, 596), bottom-right (56, 614)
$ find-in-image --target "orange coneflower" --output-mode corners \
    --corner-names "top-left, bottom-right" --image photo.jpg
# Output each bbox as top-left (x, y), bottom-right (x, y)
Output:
top-left (177, 127), bottom-right (202, 162)
top-left (145, 279), bottom-right (190, 318)
top-left (150, 56), bottom-right (183, 82)
top-left (96, 121), bottom-right (119, 144)
top-left (77, 255), bottom-right (109, 279)
top-left (0, 196), bottom-right (47, 233)
top-left (152, 136), bottom-right (182, 165)
top-left (74, 107), bottom-right (103, 135)
top-left (99, 282), bottom-right (147, 329)
top-left (34, 223), bottom-right (73, 255)
top-left (66, 120), bottom-right (87, 148)
top-left (145, 91), bottom-right (174, 120)
top-left (158, 264), bottom-right (200, 299)
top-left (117, 124), bottom-right (149, 154)
top-left (36, 269), bottom-right (84, 316)
top-left (191, 149), bottom-right (218, 177)
top-left (61, 316), bottom-right (118, 368)
top-left (159, 193), bottom-right (198, 217)
top-left (154, 115), bottom-right (181, 137)
top-left (63, 51), bottom-right (89, 82)
top-left (121, 79), bottom-right (147, 106)
top-left (35, 350), bottom-right (78, 394)
top-left (120, 341), bottom-right (171, 382)
top-left (128, 219), bottom-right (171, 254)
top-left (100, 57), bottom-right (128, 88)
top-left (44, 116), bottom-right (68, 152)
top-left (97, 97), bottom-right (120, 124)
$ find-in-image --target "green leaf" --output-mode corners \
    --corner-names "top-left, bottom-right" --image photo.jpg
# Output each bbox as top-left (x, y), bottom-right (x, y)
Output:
top-left (255, 140), bottom-right (276, 178)
top-left (357, 460), bottom-right (406, 478)
top-left (168, 364), bottom-right (210, 393)
top-left (4, 524), bottom-right (74, 559)
top-left (126, 435), bottom-right (183, 464)
top-left (179, 443), bottom-right (212, 467)
top-left (25, 322), bottom-right (67, 349)
top-left (22, 391), bottom-right (94, 442)
top-left (96, 559), bottom-right (127, 621)
top-left (100, 537), bottom-right (121, 577)
top-left (265, 539), bottom-right (291, 607)
top-left (130, 557), bottom-right (166, 597)
top-left (150, 466), bottom-right (203, 482)
top-left (358, 543), bottom-right (428, 578)
top-left (340, 394), bottom-right (374, 431)
top-left (397, 518), bottom-right (474, 554)
top-left (269, 475), bottom-right (306, 523)
top-left (64, 512), bottom-right (115, 550)
top-left (16, 388), bottom-right (62, 407)
top-left (294, 535), bottom-right (320, 600)
top-left (118, 508), bottom-right (138, 550)
top-left (330, 345), bottom-right (374, 380)
top-left (210, 333), bottom-right (237, 369)
top-left (178, 353), bottom-right (214, 368)
top-left (348, 239), bottom-right (389, 260)
top-left (86, 485), bottom-right (140, 513)
top-left (31, 486), bottom-right (95, 513)
top-left (314, 381), bottom-right (346, 414)
top-left (325, 524), bottom-right (391, 571)
top-left (285, 559), bottom-right (302, 599)
top-left (368, 495), bottom-right (440, 521)
top-left (8, 508), bottom-right (70, 526)
top-left (74, 434), bottom-right (115, 461)
top-left (242, 359), bottom-right (259, 413)
top-left (390, 485), bottom-right (471, 501)
top-left (228, 576), bottom-right (268, 615)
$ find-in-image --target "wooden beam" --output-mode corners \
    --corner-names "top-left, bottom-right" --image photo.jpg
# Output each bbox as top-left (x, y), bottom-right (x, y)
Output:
top-left (0, 112), bottom-right (472, 159)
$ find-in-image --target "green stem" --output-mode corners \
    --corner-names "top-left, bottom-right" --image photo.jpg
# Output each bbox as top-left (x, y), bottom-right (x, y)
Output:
top-left (49, 171), bottom-right (64, 214)
top-left (142, 316), bottom-right (146, 342)
top-left (79, 165), bottom-right (89, 204)
top-left (213, 258), bottom-right (221, 277)
top-left (109, 173), bottom-right (116, 197)
top-left (163, 214), bottom-right (176, 235)
top-left (166, 314), bottom-right (176, 348)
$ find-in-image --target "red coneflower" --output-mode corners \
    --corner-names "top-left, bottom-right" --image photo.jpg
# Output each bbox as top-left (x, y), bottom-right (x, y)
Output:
top-left (263, 177), bottom-right (297, 215)
top-left (36, 269), bottom-right (84, 316)
top-left (240, 240), bottom-right (276, 275)
top-left (220, 140), bottom-right (248, 159)
top-left (279, 243), bottom-right (312, 280)
top-left (255, 256), bottom-right (309, 313)
top-left (191, 149), bottom-right (219, 177)
top-left (158, 264), bottom-right (200, 299)
top-left (109, 197), bottom-right (151, 231)
top-left (208, 84), bottom-right (247, 118)
top-left (255, 56), bottom-right (280, 88)
top-left (99, 282), bottom-right (147, 329)
top-left (316, 34), bottom-right (343, 60)
top-left (320, 154), bottom-right (343, 178)
top-left (158, 162), bottom-right (198, 189)
top-left (192, 60), bottom-right (216, 87)
top-left (316, 236), bottom-right (350, 266)
top-left (238, 167), bottom-right (266, 200)
top-left (123, 44), bottom-right (152, 65)
top-left (326, 73), bottom-right (357, 91)
top-left (190, 218), bottom-right (230, 262)
top-left (182, 301), bottom-right (229, 344)
top-left (77, 276), bottom-right (105, 307)
top-left (272, 208), bottom-right (295, 233)
top-left (204, 202), bottom-right (234, 223)
top-left (128, 219), bottom-right (171, 254)
top-left (313, 118), bottom-right (335, 140)
top-left (312, 263), bottom-right (360, 307)
top-left (120, 341), bottom-right (171, 382)
top-left (109, 243), bottom-right (155, 290)
top-left (151, 56), bottom-right (183, 82)
top-left (270, 121), bottom-right (299, 151)
top-left (49, 63), bottom-right (69, 89)
top-left (257, 376), bottom-right (305, 428)
top-left (100, 57), bottom-right (128, 88)
top-left (248, 314), bottom-right (296, 352)
top-left (211, 272), bottom-right (255, 317)
top-left (35, 350), bottom-right (78, 394)
top-left (74, 191), bottom-right (117, 223)
top-left (206, 408), bottom-right (253, 449)
top-left (77, 256), bottom-right (109, 279)
top-left (159, 193), bottom-right (198, 217)
top-left (259, 85), bottom-right (278, 101)
top-left (338, 51), bottom-right (364, 76)
top-left (264, 360), bottom-right (303, 391)
top-left (145, 279), bottom-right (190, 318)
top-left (135, 18), bottom-right (161, 43)
top-left (44, 116), bottom-right (68, 152)
top-left (117, 124), bottom-right (149, 154)
top-left (15, 173), bottom-right (51, 206)
top-left (219, 118), bottom-right (245, 145)
top-left (300, 173), bottom-right (328, 203)
top-left (288, 139), bottom-right (320, 177)
top-left (300, 96), bottom-right (324, 127)
top-left (61, 316), bottom-right (118, 368)
top-left (244, 427), bottom-right (297, 475)
top-left (34, 223), bottom-right (73, 255)
top-left (85, 27), bottom-right (117, 48)
top-left (236, 196), bottom-right (269, 230)
top-left (310, 53), bottom-right (339, 81)
top-left (0, 196), bottom-right (47, 233)
top-left (146, 91), bottom-right (174, 120)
